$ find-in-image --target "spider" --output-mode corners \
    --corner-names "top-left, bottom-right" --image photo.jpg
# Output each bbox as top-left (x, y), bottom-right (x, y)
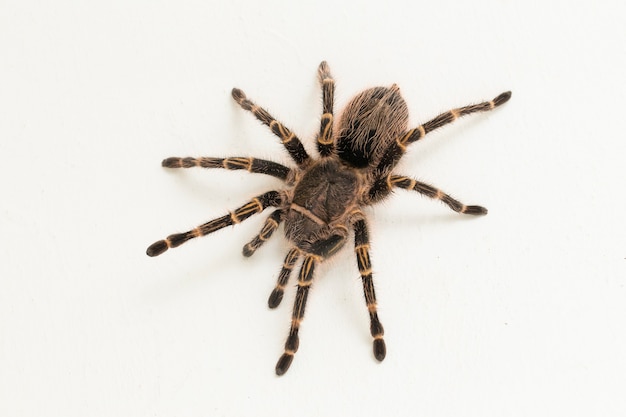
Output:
top-left (146, 61), bottom-right (511, 375)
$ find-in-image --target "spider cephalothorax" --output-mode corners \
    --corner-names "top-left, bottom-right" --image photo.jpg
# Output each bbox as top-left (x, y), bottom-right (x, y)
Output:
top-left (147, 61), bottom-right (511, 375)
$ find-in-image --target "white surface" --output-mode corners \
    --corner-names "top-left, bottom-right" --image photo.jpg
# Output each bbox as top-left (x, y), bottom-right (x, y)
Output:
top-left (1, 1), bottom-right (625, 416)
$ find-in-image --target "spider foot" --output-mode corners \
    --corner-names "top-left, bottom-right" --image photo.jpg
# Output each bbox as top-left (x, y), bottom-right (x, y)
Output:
top-left (493, 91), bottom-right (512, 107)
top-left (374, 337), bottom-right (386, 361)
top-left (462, 205), bottom-right (488, 215)
top-left (242, 243), bottom-right (257, 257)
top-left (146, 240), bottom-right (169, 257)
top-left (268, 288), bottom-right (284, 308)
top-left (275, 352), bottom-right (294, 376)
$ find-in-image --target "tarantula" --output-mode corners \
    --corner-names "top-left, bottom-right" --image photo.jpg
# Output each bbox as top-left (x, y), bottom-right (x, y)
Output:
top-left (146, 61), bottom-right (511, 375)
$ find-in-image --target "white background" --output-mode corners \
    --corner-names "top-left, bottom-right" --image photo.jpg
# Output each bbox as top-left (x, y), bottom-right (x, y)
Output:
top-left (2, 0), bottom-right (625, 416)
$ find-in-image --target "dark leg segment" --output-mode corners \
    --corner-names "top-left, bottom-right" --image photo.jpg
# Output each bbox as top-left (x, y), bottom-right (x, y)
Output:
top-left (316, 61), bottom-right (335, 157)
top-left (353, 218), bottom-right (386, 362)
top-left (268, 247), bottom-right (301, 308)
top-left (161, 156), bottom-right (292, 181)
top-left (375, 91), bottom-right (511, 177)
top-left (389, 175), bottom-right (487, 215)
top-left (146, 191), bottom-right (283, 257)
top-left (231, 88), bottom-right (311, 168)
top-left (275, 255), bottom-right (318, 375)
top-left (242, 210), bottom-right (283, 257)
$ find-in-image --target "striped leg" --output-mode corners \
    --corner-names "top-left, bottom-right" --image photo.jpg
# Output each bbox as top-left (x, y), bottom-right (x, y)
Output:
top-left (161, 156), bottom-right (293, 182)
top-left (316, 61), bottom-right (335, 157)
top-left (231, 88), bottom-right (311, 168)
top-left (375, 91), bottom-right (511, 177)
top-left (353, 218), bottom-right (386, 361)
top-left (275, 255), bottom-right (318, 375)
top-left (146, 191), bottom-right (283, 257)
top-left (268, 247), bottom-right (300, 308)
top-left (242, 210), bottom-right (283, 257)
top-left (389, 175), bottom-right (487, 215)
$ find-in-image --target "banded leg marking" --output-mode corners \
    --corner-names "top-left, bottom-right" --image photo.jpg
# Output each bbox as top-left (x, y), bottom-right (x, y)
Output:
top-left (268, 247), bottom-right (301, 308)
top-left (375, 91), bottom-right (512, 178)
top-left (146, 191), bottom-right (282, 257)
top-left (389, 175), bottom-right (487, 215)
top-left (317, 61), bottom-right (335, 156)
top-left (275, 255), bottom-right (318, 375)
top-left (231, 88), bottom-right (310, 167)
top-left (242, 210), bottom-right (283, 257)
top-left (353, 219), bottom-right (386, 362)
top-left (161, 156), bottom-right (292, 181)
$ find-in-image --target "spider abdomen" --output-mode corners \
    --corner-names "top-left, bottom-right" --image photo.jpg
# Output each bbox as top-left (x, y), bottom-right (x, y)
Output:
top-left (336, 85), bottom-right (409, 169)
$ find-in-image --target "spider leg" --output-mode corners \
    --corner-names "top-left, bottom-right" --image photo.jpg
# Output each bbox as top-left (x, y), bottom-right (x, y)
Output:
top-left (316, 61), bottom-right (335, 157)
top-left (375, 91), bottom-right (511, 177)
top-left (242, 209), bottom-right (283, 257)
top-left (231, 88), bottom-right (311, 168)
top-left (352, 217), bottom-right (386, 362)
top-left (146, 191), bottom-right (283, 257)
top-left (385, 175), bottom-right (487, 215)
top-left (275, 254), bottom-right (318, 375)
top-left (161, 157), bottom-right (293, 182)
top-left (268, 247), bottom-right (301, 308)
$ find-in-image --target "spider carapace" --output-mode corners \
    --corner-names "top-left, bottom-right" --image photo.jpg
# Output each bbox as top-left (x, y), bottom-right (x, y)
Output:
top-left (147, 61), bottom-right (511, 375)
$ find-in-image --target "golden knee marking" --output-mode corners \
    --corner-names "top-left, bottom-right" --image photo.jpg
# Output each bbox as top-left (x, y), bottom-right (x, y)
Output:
top-left (259, 218), bottom-right (279, 240)
top-left (297, 279), bottom-right (313, 287)
top-left (386, 175), bottom-right (394, 191)
top-left (396, 131), bottom-right (413, 149)
top-left (299, 256), bottom-right (317, 282)
top-left (356, 246), bottom-right (371, 273)
top-left (234, 200), bottom-right (262, 219)
top-left (318, 113), bottom-right (334, 144)
top-left (389, 175), bottom-right (415, 191)
top-left (284, 248), bottom-right (300, 265)
top-left (269, 120), bottom-right (293, 143)
top-left (283, 132), bottom-right (295, 144)
top-left (451, 109), bottom-right (460, 120)
top-left (225, 157), bottom-right (252, 171)
top-left (360, 268), bottom-right (373, 276)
